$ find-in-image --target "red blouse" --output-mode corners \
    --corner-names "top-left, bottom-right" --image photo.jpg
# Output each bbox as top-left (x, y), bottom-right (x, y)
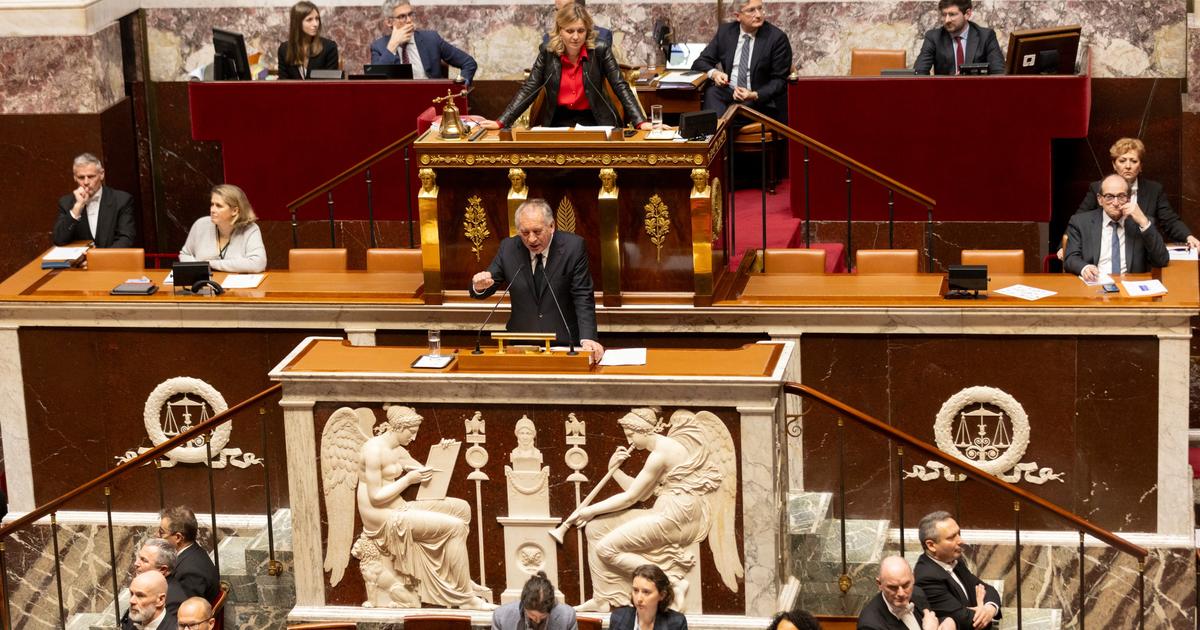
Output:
top-left (557, 48), bottom-right (591, 111)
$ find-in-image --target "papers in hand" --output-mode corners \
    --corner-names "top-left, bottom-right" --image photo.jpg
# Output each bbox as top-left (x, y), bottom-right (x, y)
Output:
top-left (220, 273), bottom-right (266, 289)
top-left (1167, 246), bottom-right (1198, 261)
top-left (993, 284), bottom-right (1056, 301)
top-left (598, 347), bottom-right (647, 366)
top-left (1121, 279), bottom-right (1167, 297)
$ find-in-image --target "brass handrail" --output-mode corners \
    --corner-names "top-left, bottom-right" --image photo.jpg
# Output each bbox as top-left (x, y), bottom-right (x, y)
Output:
top-left (286, 131), bottom-right (418, 212)
top-left (722, 104), bottom-right (935, 209)
top-left (786, 382), bottom-right (1148, 560)
top-left (0, 383), bottom-right (283, 538)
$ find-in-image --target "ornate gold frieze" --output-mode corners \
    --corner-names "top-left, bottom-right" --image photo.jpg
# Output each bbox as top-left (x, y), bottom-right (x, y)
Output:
top-left (711, 177), bottom-right (723, 241)
top-left (419, 152), bottom-right (706, 168)
top-left (556, 198), bottom-right (577, 233)
top-left (643, 194), bottom-right (670, 263)
top-left (463, 195), bottom-right (491, 262)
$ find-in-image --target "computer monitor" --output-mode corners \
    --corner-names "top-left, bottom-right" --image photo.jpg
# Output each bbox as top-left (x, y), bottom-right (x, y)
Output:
top-left (360, 64), bottom-right (414, 79)
top-left (666, 43), bottom-right (704, 71)
top-left (212, 28), bottom-right (252, 81)
top-left (1005, 25), bottom-right (1081, 75)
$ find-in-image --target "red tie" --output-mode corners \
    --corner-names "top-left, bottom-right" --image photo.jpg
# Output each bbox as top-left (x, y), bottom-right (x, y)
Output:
top-left (401, 45), bottom-right (410, 64)
top-left (954, 36), bottom-right (964, 74)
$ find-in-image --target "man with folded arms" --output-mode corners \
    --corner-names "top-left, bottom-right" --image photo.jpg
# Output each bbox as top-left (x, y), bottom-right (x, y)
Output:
top-left (370, 0), bottom-right (477, 84)
top-left (53, 153), bottom-right (136, 248)
top-left (1064, 173), bottom-right (1169, 282)
top-left (913, 511), bottom-right (1001, 630)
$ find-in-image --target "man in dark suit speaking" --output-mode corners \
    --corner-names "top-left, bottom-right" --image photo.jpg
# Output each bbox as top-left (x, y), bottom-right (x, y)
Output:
top-left (370, 0), bottom-right (478, 84)
top-left (913, 511), bottom-right (1000, 630)
top-left (691, 0), bottom-right (793, 124)
top-left (53, 153), bottom-right (136, 248)
top-left (913, 0), bottom-right (1004, 76)
top-left (471, 199), bottom-right (603, 361)
top-left (1064, 174), bottom-right (1170, 282)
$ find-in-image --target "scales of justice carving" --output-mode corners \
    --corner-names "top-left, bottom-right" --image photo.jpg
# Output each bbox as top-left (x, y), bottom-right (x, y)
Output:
top-left (318, 405), bottom-right (743, 613)
top-left (117, 377), bottom-right (261, 468)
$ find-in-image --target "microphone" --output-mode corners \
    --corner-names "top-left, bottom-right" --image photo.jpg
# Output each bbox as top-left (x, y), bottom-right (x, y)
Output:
top-left (582, 56), bottom-right (622, 127)
top-left (472, 261), bottom-right (529, 355)
top-left (528, 261), bottom-right (578, 356)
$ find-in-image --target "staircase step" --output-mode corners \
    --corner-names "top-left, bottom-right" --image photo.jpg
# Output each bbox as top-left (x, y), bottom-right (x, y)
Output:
top-left (244, 509), bottom-right (294, 577)
top-left (217, 536), bottom-right (260, 603)
top-left (224, 601), bottom-right (292, 629)
top-left (256, 573), bottom-right (297, 608)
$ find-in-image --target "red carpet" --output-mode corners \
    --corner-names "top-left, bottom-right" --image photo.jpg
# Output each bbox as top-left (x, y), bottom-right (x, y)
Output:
top-left (728, 179), bottom-right (845, 271)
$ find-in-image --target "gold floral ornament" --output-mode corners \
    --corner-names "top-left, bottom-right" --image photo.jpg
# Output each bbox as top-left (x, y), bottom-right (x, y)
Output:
top-left (556, 198), bottom-right (577, 233)
top-left (643, 194), bottom-right (670, 262)
top-left (711, 178), bottom-right (723, 241)
top-left (463, 195), bottom-right (491, 262)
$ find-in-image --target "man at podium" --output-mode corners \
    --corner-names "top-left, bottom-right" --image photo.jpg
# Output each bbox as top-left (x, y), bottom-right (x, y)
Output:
top-left (470, 199), bottom-right (604, 361)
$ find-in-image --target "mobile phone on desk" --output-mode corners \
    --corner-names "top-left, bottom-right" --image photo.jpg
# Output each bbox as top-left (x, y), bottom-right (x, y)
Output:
top-left (1102, 283), bottom-right (1119, 293)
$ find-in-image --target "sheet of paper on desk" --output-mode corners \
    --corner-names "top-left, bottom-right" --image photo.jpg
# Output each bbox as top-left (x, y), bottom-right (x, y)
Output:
top-left (43, 246), bottom-right (89, 262)
top-left (994, 284), bottom-right (1057, 301)
top-left (163, 271), bottom-right (173, 285)
top-left (1080, 273), bottom-right (1114, 286)
top-left (1168, 246), bottom-right (1198, 261)
top-left (573, 124), bottom-right (615, 132)
top-left (599, 347), bottom-right (647, 366)
top-left (659, 70), bottom-right (703, 83)
top-left (1121, 279), bottom-right (1167, 297)
top-left (531, 126), bottom-right (571, 131)
top-left (220, 273), bottom-right (266, 289)
top-left (645, 129), bottom-right (679, 140)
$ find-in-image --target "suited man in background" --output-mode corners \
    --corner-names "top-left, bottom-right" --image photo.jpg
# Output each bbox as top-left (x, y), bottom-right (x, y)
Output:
top-left (470, 199), bottom-right (603, 362)
top-left (913, 511), bottom-right (1001, 630)
top-left (159, 506), bottom-right (220, 604)
top-left (691, 0), bottom-right (793, 124)
top-left (370, 0), bottom-right (478, 84)
top-left (121, 571), bottom-right (174, 630)
top-left (131, 538), bottom-right (186, 617)
top-left (859, 556), bottom-right (953, 630)
top-left (913, 0), bottom-right (1004, 75)
top-left (53, 153), bottom-right (136, 248)
top-left (1064, 174), bottom-right (1170, 281)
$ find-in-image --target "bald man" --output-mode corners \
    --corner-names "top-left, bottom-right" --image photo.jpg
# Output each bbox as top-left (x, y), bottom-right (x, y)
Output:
top-left (176, 597), bottom-right (215, 630)
top-left (858, 556), bottom-right (952, 630)
top-left (122, 571), bottom-right (175, 630)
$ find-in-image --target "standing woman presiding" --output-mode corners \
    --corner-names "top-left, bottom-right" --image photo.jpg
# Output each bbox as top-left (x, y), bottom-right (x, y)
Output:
top-left (180, 184), bottom-right (267, 273)
top-left (278, 1), bottom-right (339, 79)
top-left (481, 3), bottom-right (649, 130)
top-left (608, 564), bottom-right (687, 630)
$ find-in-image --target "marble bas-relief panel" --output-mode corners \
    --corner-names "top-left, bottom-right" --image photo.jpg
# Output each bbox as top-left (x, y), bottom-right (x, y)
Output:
top-left (0, 22), bottom-right (125, 115)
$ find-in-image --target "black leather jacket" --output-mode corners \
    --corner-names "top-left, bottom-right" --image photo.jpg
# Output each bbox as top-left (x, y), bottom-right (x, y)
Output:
top-left (498, 42), bottom-right (645, 128)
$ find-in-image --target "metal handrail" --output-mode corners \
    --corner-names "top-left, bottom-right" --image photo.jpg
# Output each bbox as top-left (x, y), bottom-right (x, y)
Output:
top-left (786, 381), bottom-right (1148, 560)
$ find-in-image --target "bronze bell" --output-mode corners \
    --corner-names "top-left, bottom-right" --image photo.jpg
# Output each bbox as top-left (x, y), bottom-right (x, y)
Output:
top-left (439, 90), bottom-right (464, 140)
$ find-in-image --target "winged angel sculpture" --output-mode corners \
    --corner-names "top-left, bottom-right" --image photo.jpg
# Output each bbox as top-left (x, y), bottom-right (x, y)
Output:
top-left (320, 405), bottom-right (493, 609)
top-left (560, 408), bottom-right (743, 612)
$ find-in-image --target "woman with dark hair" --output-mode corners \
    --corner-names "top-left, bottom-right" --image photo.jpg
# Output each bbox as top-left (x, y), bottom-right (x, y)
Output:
top-left (766, 609), bottom-right (821, 630)
top-left (608, 564), bottom-right (687, 630)
top-left (481, 3), bottom-right (647, 130)
top-left (490, 570), bottom-right (576, 630)
top-left (277, 1), bottom-right (339, 79)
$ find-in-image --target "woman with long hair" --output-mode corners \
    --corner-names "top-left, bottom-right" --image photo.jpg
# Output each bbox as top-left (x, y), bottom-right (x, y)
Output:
top-left (179, 184), bottom-right (267, 272)
top-left (278, 1), bottom-right (339, 79)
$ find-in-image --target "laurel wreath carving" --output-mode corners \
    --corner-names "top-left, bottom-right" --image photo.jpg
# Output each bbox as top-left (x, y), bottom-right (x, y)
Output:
top-left (463, 195), bottom-right (491, 262)
top-left (556, 198), bottom-right (577, 233)
top-left (933, 386), bottom-right (1030, 475)
top-left (143, 377), bottom-right (230, 464)
top-left (643, 195), bottom-right (670, 262)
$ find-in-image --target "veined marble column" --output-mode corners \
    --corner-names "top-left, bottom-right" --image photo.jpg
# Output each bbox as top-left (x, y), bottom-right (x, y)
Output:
top-left (281, 398), bottom-right (324, 606)
top-left (738, 401), bottom-right (782, 617)
top-left (0, 326), bottom-right (33, 512)
top-left (1157, 333), bottom-right (1193, 536)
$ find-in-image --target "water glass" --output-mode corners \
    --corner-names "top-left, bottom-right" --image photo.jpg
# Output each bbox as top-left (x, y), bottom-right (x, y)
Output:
top-left (427, 329), bottom-right (441, 356)
top-left (651, 104), bottom-right (664, 131)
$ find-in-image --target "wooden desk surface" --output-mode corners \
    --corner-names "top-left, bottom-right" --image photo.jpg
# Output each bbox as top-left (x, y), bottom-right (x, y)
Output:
top-left (282, 339), bottom-right (785, 378)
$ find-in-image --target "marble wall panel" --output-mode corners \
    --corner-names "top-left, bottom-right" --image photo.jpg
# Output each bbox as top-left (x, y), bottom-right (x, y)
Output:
top-left (310, 402), bottom-right (747, 614)
top-left (1187, 14), bottom-right (1200, 113)
top-left (0, 23), bottom-right (125, 115)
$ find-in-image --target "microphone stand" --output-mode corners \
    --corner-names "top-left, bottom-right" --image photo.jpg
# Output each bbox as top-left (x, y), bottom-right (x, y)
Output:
top-left (472, 261), bottom-right (528, 355)
top-left (537, 264), bottom-right (578, 356)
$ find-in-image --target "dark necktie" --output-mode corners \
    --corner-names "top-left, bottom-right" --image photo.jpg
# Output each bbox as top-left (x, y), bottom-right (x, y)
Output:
top-left (954, 36), bottom-right (964, 73)
top-left (401, 43), bottom-right (410, 64)
top-left (1110, 221), bottom-right (1122, 275)
top-left (734, 34), bottom-right (751, 89)
top-left (533, 253), bottom-right (546, 297)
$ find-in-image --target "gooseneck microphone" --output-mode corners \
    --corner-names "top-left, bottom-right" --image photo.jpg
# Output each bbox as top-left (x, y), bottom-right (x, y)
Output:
top-left (472, 261), bottom-right (528, 355)
top-left (530, 262), bottom-right (578, 356)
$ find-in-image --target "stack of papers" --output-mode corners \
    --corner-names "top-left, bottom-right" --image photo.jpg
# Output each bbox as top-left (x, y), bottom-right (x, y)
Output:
top-left (598, 348), bottom-right (647, 366)
top-left (993, 284), bottom-right (1057, 301)
top-left (1167, 246), bottom-right (1198, 261)
top-left (42, 246), bottom-right (89, 269)
top-left (220, 274), bottom-right (266, 289)
top-left (1121, 279), bottom-right (1167, 297)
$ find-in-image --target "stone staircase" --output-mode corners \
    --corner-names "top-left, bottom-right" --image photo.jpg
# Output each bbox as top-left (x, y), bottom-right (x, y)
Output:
top-left (787, 492), bottom-right (1063, 630)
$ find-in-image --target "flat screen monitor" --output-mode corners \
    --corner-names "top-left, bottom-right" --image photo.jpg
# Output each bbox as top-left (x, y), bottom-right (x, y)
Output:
top-left (666, 43), bottom-right (705, 71)
top-left (212, 28), bottom-right (252, 81)
top-left (361, 64), bottom-right (414, 79)
top-left (1005, 25), bottom-right (1081, 75)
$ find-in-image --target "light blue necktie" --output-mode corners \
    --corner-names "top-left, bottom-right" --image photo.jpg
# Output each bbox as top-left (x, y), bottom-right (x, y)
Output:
top-left (1110, 221), bottom-right (1122, 275)
top-left (734, 34), bottom-right (751, 90)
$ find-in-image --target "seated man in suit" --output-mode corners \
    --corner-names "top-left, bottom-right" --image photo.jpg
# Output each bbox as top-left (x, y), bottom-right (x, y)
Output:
top-left (860, 556), bottom-right (953, 630)
top-left (1064, 173), bottom-right (1170, 282)
top-left (53, 153), bottom-right (136, 248)
top-left (691, 0), bottom-right (793, 124)
top-left (159, 506), bottom-right (220, 603)
top-left (470, 199), bottom-right (603, 362)
top-left (914, 511), bottom-right (1001, 630)
top-left (176, 597), bottom-right (215, 630)
top-left (132, 538), bottom-right (186, 617)
top-left (122, 571), bottom-right (174, 630)
top-left (913, 0), bottom-right (1004, 75)
top-left (370, 0), bottom-right (478, 84)
top-left (543, 0), bottom-right (612, 48)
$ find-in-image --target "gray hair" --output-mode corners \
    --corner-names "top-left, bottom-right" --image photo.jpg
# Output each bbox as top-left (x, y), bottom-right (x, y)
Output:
top-left (514, 199), bottom-right (554, 227)
top-left (73, 153), bottom-right (103, 170)
top-left (381, 0), bottom-right (411, 18)
top-left (141, 538), bottom-right (178, 573)
top-left (917, 510), bottom-right (953, 551)
top-left (733, 0), bottom-right (758, 10)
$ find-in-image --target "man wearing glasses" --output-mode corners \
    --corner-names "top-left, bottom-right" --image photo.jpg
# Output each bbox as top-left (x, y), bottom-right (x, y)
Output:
top-left (369, 0), bottom-right (478, 84)
top-left (691, 0), bottom-right (793, 125)
top-left (159, 507), bottom-right (220, 605)
top-left (176, 597), bottom-right (215, 630)
top-left (1064, 174), bottom-right (1170, 281)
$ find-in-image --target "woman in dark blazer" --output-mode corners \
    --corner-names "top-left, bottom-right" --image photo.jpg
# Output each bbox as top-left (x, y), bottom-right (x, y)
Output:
top-left (608, 564), bottom-right (687, 630)
top-left (482, 3), bottom-right (648, 129)
top-left (277, 1), bottom-right (339, 79)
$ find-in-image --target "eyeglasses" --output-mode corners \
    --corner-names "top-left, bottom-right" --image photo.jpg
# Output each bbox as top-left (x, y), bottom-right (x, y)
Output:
top-left (1099, 193), bottom-right (1130, 202)
top-left (178, 618), bottom-right (211, 630)
top-left (389, 11), bottom-right (414, 21)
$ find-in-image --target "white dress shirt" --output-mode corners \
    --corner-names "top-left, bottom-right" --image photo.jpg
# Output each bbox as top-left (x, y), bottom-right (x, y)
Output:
top-left (887, 601), bottom-right (922, 630)
top-left (930, 555), bottom-right (998, 612)
top-left (84, 188), bottom-right (103, 238)
top-left (400, 40), bottom-right (427, 79)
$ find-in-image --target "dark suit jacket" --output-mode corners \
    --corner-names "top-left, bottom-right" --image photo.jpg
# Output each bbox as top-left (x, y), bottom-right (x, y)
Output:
top-left (120, 607), bottom-right (176, 630)
top-left (1063, 209), bottom-right (1170, 276)
top-left (857, 588), bottom-right (937, 630)
top-left (53, 186), bottom-right (136, 247)
top-left (370, 30), bottom-right (478, 84)
top-left (913, 22), bottom-right (1005, 75)
top-left (165, 574), bottom-right (185, 617)
top-left (175, 544), bottom-right (220, 603)
top-left (542, 26), bottom-right (613, 49)
top-left (609, 606), bottom-right (687, 630)
top-left (497, 42), bottom-right (645, 128)
top-left (1075, 178), bottom-right (1192, 243)
top-left (277, 36), bottom-right (339, 79)
top-left (913, 554), bottom-right (1001, 630)
top-left (691, 21), bottom-right (792, 121)
top-left (470, 232), bottom-right (598, 345)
